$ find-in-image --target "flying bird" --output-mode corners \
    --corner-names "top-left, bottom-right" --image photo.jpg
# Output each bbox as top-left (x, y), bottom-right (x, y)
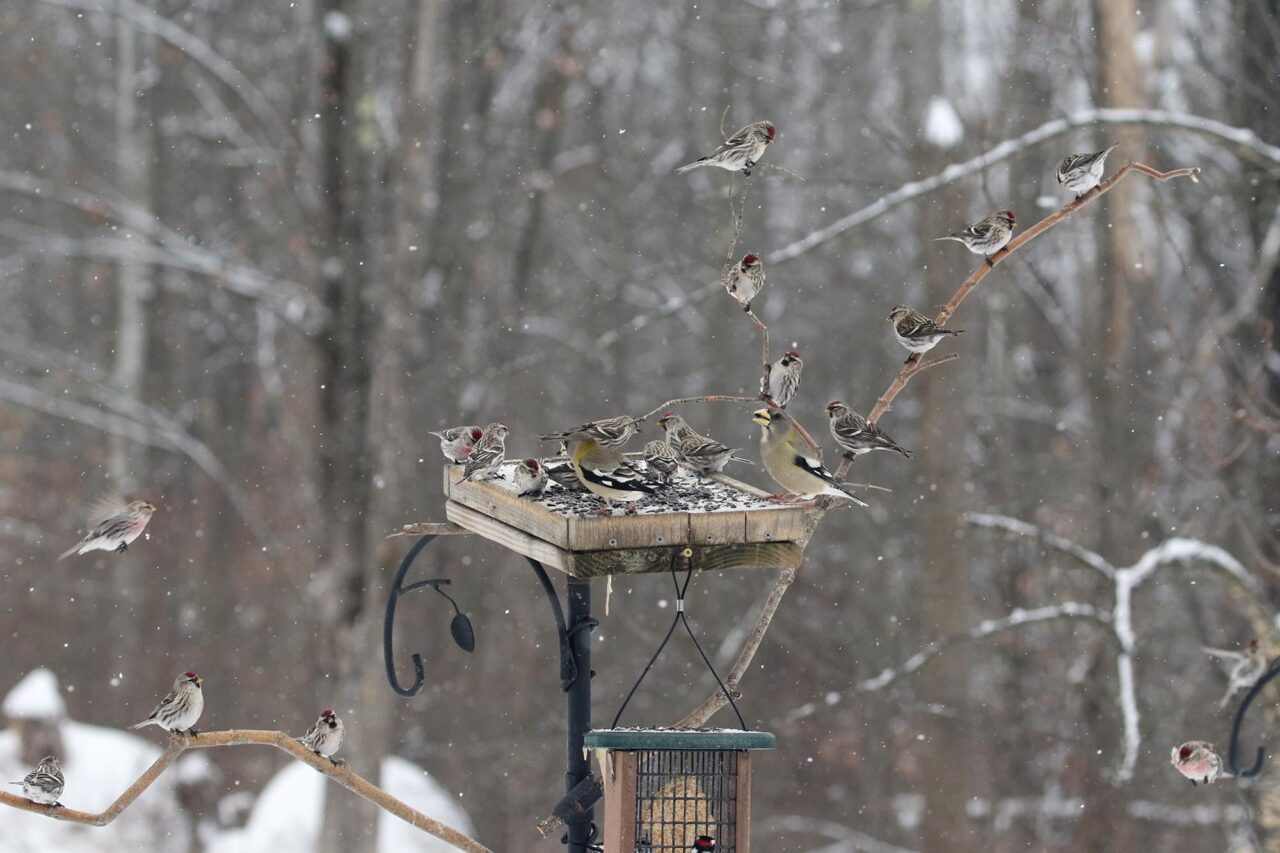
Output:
top-left (60, 497), bottom-right (156, 560)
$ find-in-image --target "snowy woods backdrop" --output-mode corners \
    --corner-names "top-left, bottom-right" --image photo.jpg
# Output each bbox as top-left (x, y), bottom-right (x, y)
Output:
top-left (1, 0), bottom-right (1279, 851)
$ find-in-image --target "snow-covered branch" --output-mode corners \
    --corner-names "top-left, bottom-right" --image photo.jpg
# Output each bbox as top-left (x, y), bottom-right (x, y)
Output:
top-left (782, 602), bottom-right (1110, 722)
top-left (0, 729), bottom-right (493, 853)
top-left (963, 512), bottom-right (1116, 578)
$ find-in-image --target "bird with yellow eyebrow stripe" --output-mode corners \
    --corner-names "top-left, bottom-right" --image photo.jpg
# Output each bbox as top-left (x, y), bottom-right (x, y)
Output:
top-left (752, 409), bottom-right (868, 506)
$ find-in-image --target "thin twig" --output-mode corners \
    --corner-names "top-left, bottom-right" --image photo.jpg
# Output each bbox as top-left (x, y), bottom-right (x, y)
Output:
top-left (759, 162), bottom-right (807, 182)
top-left (632, 394), bottom-right (762, 425)
top-left (0, 729), bottom-right (493, 853)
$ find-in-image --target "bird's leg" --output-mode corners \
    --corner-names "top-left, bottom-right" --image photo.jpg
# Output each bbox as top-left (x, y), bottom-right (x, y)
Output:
top-left (116, 542), bottom-right (128, 553)
top-left (187, 728), bottom-right (200, 737)
top-left (984, 255), bottom-right (995, 267)
top-left (1189, 779), bottom-right (1197, 787)
top-left (593, 504), bottom-right (612, 517)
top-left (742, 163), bottom-right (754, 176)
top-left (330, 757), bottom-right (345, 767)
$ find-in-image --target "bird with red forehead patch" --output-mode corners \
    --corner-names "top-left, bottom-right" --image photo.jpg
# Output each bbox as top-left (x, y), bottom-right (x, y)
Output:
top-left (935, 209), bottom-right (1017, 264)
top-left (722, 252), bottom-right (765, 313)
top-left (430, 425), bottom-right (484, 464)
top-left (1203, 638), bottom-right (1268, 710)
top-left (765, 350), bottom-right (803, 409)
top-left (300, 709), bottom-right (346, 764)
top-left (676, 121), bottom-right (776, 178)
top-left (59, 497), bottom-right (157, 560)
top-left (513, 458), bottom-right (549, 498)
top-left (690, 836), bottom-right (717, 851)
top-left (1171, 741), bottom-right (1231, 786)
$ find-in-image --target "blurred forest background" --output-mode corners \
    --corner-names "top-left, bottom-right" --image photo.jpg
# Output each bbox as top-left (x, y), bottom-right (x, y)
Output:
top-left (1, 0), bottom-right (1279, 850)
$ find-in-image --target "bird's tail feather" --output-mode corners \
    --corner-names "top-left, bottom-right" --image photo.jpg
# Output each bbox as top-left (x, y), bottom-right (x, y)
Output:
top-left (130, 719), bottom-right (156, 730)
top-left (57, 543), bottom-right (81, 561)
top-left (835, 483), bottom-right (870, 507)
top-left (934, 235), bottom-right (964, 243)
top-left (675, 160), bottom-right (706, 174)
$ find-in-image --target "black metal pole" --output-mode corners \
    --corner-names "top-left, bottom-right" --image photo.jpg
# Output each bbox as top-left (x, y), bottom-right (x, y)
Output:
top-left (565, 575), bottom-right (593, 851)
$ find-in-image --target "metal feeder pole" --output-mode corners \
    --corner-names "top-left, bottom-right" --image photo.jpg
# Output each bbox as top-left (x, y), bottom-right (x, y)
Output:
top-left (564, 575), bottom-right (594, 851)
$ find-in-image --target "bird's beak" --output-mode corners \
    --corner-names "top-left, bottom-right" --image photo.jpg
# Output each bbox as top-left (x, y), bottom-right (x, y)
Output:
top-left (195, 677), bottom-right (204, 687)
top-left (751, 408), bottom-right (772, 426)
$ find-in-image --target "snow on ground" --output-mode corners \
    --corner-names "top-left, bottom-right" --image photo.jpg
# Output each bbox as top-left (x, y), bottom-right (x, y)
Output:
top-left (206, 755), bottom-right (475, 853)
top-left (2, 669), bottom-right (66, 720)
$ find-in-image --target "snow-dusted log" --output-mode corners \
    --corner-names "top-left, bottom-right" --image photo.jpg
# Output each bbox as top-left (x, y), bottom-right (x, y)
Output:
top-left (0, 729), bottom-right (493, 853)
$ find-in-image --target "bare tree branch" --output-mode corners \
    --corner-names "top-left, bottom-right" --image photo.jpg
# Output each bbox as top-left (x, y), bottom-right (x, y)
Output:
top-left (963, 512), bottom-right (1116, 578)
top-left (0, 729), bottom-right (492, 853)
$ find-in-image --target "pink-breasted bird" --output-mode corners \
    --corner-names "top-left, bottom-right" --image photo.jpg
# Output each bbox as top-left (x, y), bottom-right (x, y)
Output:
top-left (299, 709), bottom-right (345, 764)
top-left (935, 210), bottom-right (1016, 264)
top-left (460, 423), bottom-right (508, 481)
top-left (766, 351), bottom-right (803, 409)
top-left (131, 672), bottom-right (204, 736)
top-left (825, 401), bottom-right (911, 459)
top-left (430, 425), bottom-right (484, 464)
top-left (1203, 639), bottom-right (1268, 710)
top-left (59, 498), bottom-right (156, 560)
top-left (10, 755), bottom-right (64, 807)
top-left (676, 121), bottom-right (776, 177)
top-left (723, 253), bottom-right (765, 312)
top-left (1171, 741), bottom-right (1231, 786)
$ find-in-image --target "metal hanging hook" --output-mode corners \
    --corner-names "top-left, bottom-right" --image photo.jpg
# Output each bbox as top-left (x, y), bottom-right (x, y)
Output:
top-left (1227, 659), bottom-right (1280, 778)
top-left (383, 534), bottom-right (475, 698)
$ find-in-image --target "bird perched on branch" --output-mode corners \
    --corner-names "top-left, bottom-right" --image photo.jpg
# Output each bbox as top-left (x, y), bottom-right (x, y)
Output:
top-left (935, 210), bottom-right (1016, 263)
top-left (722, 252), bottom-right (765, 312)
top-left (642, 440), bottom-right (681, 483)
top-left (429, 425), bottom-right (484, 464)
top-left (299, 709), bottom-right (345, 764)
top-left (766, 350), bottom-right (803, 409)
top-left (11, 755), bottom-right (64, 807)
top-left (539, 416), bottom-right (638, 449)
top-left (460, 423), bottom-right (508, 481)
top-left (753, 409), bottom-right (868, 505)
top-left (1171, 741), bottom-right (1231, 786)
top-left (513, 458), bottom-right (549, 497)
top-left (657, 412), bottom-right (751, 475)
top-left (59, 497), bottom-right (156, 560)
top-left (567, 435), bottom-right (661, 511)
top-left (1057, 145), bottom-right (1117, 198)
top-left (132, 672), bottom-right (204, 736)
top-left (676, 121), bottom-right (776, 177)
top-left (826, 401), bottom-right (912, 459)
top-left (888, 305), bottom-right (963, 361)
top-left (1203, 639), bottom-right (1267, 710)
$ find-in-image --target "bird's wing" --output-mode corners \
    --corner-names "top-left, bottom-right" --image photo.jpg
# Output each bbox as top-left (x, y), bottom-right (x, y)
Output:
top-left (793, 451), bottom-right (838, 485)
top-left (577, 458), bottom-right (659, 494)
top-left (86, 495), bottom-right (129, 527)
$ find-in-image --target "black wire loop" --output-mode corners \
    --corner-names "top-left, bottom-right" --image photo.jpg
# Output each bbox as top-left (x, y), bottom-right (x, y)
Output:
top-left (612, 554), bottom-right (748, 729)
top-left (384, 534), bottom-right (473, 697)
top-left (1228, 660), bottom-right (1280, 778)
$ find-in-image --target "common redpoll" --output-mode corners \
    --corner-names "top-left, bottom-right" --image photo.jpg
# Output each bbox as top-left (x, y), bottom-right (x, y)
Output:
top-left (935, 210), bottom-right (1016, 263)
top-left (642, 440), bottom-right (680, 483)
top-left (513, 458), bottom-right (549, 497)
top-left (754, 409), bottom-right (868, 505)
top-left (723, 253), bottom-right (765, 312)
top-left (825, 401), bottom-right (911, 459)
top-left (10, 755), bottom-right (64, 807)
top-left (1057, 145), bottom-right (1117, 198)
top-left (1204, 639), bottom-right (1268, 710)
top-left (540, 416), bottom-right (638, 449)
top-left (567, 436), bottom-right (661, 507)
top-left (460, 423), bottom-right (508, 481)
top-left (1171, 741), bottom-right (1232, 786)
top-left (888, 304), bottom-right (963, 360)
top-left (131, 671), bottom-right (204, 736)
top-left (657, 412), bottom-right (751, 475)
top-left (59, 497), bottom-right (156, 560)
top-left (766, 350), bottom-right (803, 409)
top-left (691, 836), bottom-right (716, 851)
top-left (299, 709), bottom-right (345, 764)
top-left (429, 425), bottom-right (484, 464)
top-left (676, 121), bottom-right (776, 177)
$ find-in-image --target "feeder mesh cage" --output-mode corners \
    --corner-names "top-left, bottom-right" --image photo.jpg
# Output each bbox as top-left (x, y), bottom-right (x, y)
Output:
top-left (635, 749), bottom-right (739, 852)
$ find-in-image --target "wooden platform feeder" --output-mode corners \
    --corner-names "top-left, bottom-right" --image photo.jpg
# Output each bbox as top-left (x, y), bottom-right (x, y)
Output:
top-left (586, 728), bottom-right (776, 853)
top-left (443, 463), bottom-right (815, 577)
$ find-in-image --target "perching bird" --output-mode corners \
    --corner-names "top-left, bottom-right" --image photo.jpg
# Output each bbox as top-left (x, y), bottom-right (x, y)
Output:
top-left (539, 416), bottom-right (638, 449)
top-left (1203, 639), bottom-right (1268, 710)
top-left (11, 755), bottom-right (64, 807)
top-left (513, 458), bottom-right (549, 497)
top-left (657, 412), bottom-right (751, 475)
top-left (299, 709), bottom-right (345, 764)
top-left (460, 423), bottom-right (508, 481)
top-left (935, 210), bottom-right (1016, 263)
top-left (753, 409), bottom-right (869, 505)
top-left (723, 253), bottom-right (765, 312)
top-left (676, 121), bottom-right (776, 177)
top-left (567, 436), bottom-right (661, 508)
top-left (825, 401), bottom-right (912, 459)
top-left (429, 425), bottom-right (484, 464)
top-left (691, 836), bottom-right (717, 851)
top-left (888, 304), bottom-right (963, 360)
top-left (131, 672), bottom-right (204, 736)
top-left (1171, 741), bottom-right (1232, 786)
top-left (59, 497), bottom-right (157, 560)
top-left (1057, 145), bottom-right (1117, 198)
top-left (642, 440), bottom-right (681, 484)
top-left (766, 350), bottom-right (803, 409)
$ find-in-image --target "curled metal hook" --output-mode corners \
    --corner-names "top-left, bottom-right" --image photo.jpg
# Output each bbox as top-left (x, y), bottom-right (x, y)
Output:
top-left (1227, 660), bottom-right (1280, 778)
top-left (384, 534), bottom-right (475, 698)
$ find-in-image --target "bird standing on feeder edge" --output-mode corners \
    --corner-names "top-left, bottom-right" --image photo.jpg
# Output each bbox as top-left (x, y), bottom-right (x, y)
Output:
top-left (753, 409), bottom-right (868, 506)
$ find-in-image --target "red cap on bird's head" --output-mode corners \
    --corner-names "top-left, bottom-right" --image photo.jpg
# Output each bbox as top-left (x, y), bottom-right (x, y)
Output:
top-left (764, 124), bottom-right (776, 140)
top-left (470, 428), bottom-right (484, 441)
top-left (1003, 210), bottom-right (1015, 222)
top-left (1178, 745), bottom-right (1193, 761)
top-left (523, 459), bottom-right (540, 471)
top-left (320, 709), bottom-right (335, 718)
top-left (692, 836), bottom-right (717, 851)
top-left (825, 400), bottom-right (843, 413)
top-left (742, 253), bottom-right (759, 266)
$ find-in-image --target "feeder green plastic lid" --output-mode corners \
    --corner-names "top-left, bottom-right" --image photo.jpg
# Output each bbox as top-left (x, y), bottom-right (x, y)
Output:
top-left (584, 729), bottom-right (776, 751)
